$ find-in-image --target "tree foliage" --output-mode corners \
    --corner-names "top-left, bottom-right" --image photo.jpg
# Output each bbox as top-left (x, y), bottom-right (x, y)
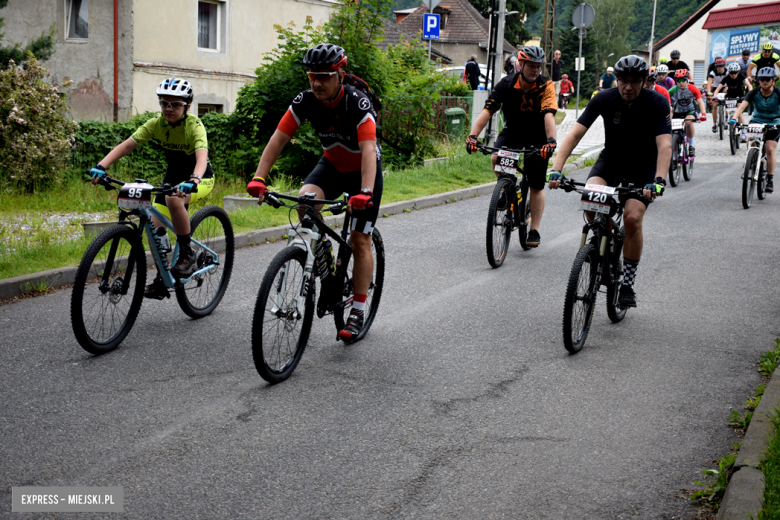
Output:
top-left (0, 53), bottom-right (76, 192)
top-left (556, 3), bottom-right (598, 97)
top-left (466, 0), bottom-right (541, 46)
top-left (589, 0), bottom-right (634, 71)
top-left (0, 0), bottom-right (56, 70)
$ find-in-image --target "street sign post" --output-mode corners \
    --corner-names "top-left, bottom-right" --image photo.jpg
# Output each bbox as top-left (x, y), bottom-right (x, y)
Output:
top-left (572, 3), bottom-right (595, 118)
top-left (422, 13), bottom-right (441, 62)
top-left (422, 0), bottom-right (441, 11)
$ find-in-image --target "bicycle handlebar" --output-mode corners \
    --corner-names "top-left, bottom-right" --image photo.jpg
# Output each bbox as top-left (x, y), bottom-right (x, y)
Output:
top-left (559, 178), bottom-right (655, 198)
top-left (475, 143), bottom-right (540, 156)
top-left (266, 192), bottom-right (348, 214)
top-left (87, 173), bottom-right (197, 196)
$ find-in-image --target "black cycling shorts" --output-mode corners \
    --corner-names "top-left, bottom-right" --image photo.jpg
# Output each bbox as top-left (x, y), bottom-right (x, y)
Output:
top-left (764, 127), bottom-right (780, 142)
top-left (587, 155), bottom-right (653, 207)
top-left (494, 130), bottom-right (549, 191)
top-left (303, 155), bottom-right (383, 235)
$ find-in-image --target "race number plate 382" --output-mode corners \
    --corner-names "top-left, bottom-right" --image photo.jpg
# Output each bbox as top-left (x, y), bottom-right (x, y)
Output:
top-left (494, 150), bottom-right (520, 175)
top-left (581, 184), bottom-right (616, 214)
top-left (118, 182), bottom-right (153, 210)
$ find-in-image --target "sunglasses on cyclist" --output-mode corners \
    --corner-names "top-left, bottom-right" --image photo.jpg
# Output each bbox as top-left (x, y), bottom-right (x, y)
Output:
top-left (306, 71), bottom-right (339, 81)
top-left (729, 71), bottom-right (739, 75)
top-left (159, 100), bottom-right (188, 109)
top-left (758, 77), bottom-right (775, 82)
top-left (676, 78), bottom-right (688, 83)
top-left (617, 78), bottom-right (644, 87)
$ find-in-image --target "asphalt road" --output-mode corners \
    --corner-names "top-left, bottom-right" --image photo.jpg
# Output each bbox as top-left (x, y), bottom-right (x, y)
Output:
top-left (2, 135), bottom-right (778, 519)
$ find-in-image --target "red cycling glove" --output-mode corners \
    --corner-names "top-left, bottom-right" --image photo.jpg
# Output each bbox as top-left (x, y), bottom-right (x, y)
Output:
top-left (540, 138), bottom-right (557, 160)
top-left (349, 188), bottom-right (373, 210)
top-left (699, 114), bottom-right (707, 122)
top-left (466, 135), bottom-right (479, 154)
top-left (247, 177), bottom-right (268, 198)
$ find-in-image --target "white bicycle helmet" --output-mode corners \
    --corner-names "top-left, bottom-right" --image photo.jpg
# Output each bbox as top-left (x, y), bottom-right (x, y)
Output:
top-left (656, 64), bottom-right (669, 74)
top-left (727, 62), bottom-right (740, 73)
top-left (156, 78), bottom-right (194, 102)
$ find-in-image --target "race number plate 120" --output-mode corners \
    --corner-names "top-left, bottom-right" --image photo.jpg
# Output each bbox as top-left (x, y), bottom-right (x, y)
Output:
top-left (581, 184), bottom-right (616, 214)
top-left (671, 119), bottom-right (685, 131)
top-left (118, 182), bottom-right (153, 210)
top-left (494, 150), bottom-right (520, 175)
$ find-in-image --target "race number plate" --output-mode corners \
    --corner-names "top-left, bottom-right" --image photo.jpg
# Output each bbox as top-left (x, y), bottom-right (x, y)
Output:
top-left (716, 93), bottom-right (726, 100)
top-left (494, 150), bottom-right (520, 175)
top-left (118, 182), bottom-right (153, 210)
top-left (747, 123), bottom-right (765, 138)
top-left (671, 119), bottom-right (685, 131)
top-left (725, 99), bottom-right (737, 109)
top-left (581, 184), bottom-right (616, 214)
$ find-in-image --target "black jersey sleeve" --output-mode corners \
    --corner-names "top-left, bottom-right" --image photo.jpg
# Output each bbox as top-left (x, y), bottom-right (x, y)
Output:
top-left (744, 87), bottom-right (759, 104)
top-left (651, 93), bottom-right (672, 137)
top-left (483, 75), bottom-right (513, 115)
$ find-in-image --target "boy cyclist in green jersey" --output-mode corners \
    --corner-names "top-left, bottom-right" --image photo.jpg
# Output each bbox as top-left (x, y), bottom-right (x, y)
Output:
top-left (89, 78), bottom-right (215, 298)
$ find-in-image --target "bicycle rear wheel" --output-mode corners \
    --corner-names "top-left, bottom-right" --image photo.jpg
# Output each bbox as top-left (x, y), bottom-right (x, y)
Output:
top-left (333, 228), bottom-right (385, 342)
top-left (71, 224), bottom-right (146, 355)
top-left (742, 147), bottom-right (758, 209)
top-left (517, 179), bottom-right (533, 251)
top-left (757, 158), bottom-right (767, 200)
top-left (175, 205), bottom-right (235, 318)
top-left (563, 243), bottom-right (599, 354)
top-left (486, 178), bottom-right (514, 267)
top-left (605, 228), bottom-right (628, 323)
top-left (252, 246), bottom-right (314, 384)
top-left (669, 134), bottom-right (680, 187)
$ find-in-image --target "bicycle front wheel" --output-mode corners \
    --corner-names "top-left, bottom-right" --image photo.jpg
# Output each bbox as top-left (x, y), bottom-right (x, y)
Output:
top-left (517, 179), bottom-right (533, 251)
top-left (757, 158), bottom-right (767, 200)
top-left (563, 243), bottom-right (599, 354)
top-left (669, 134), bottom-right (680, 187)
top-left (729, 126), bottom-right (737, 155)
top-left (718, 108), bottom-right (724, 140)
top-left (742, 147), bottom-right (758, 209)
top-left (486, 178), bottom-right (514, 267)
top-left (605, 228), bottom-right (628, 323)
top-left (71, 224), bottom-right (146, 354)
top-left (175, 205), bottom-right (235, 318)
top-left (333, 228), bottom-right (385, 341)
top-left (683, 152), bottom-right (694, 181)
top-left (252, 247), bottom-right (314, 384)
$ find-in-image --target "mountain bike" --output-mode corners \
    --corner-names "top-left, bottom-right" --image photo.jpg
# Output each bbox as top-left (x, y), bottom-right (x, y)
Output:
top-left (668, 117), bottom-right (698, 187)
top-left (714, 93), bottom-right (727, 141)
top-left (251, 192), bottom-right (385, 384)
top-left (558, 179), bottom-right (655, 354)
top-left (560, 92), bottom-right (571, 109)
top-left (71, 175), bottom-right (234, 354)
top-left (736, 123), bottom-right (778, 209)
top-left (477, 143), bottom-right (539, 268)
top-left (722, 96), bottom-right (742, 155)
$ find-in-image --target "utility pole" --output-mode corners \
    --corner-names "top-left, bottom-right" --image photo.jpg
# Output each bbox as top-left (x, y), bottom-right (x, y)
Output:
top-left (541, 0), bottom-right (556, 77)
top-left (647, 0), bottom-right (658, 65)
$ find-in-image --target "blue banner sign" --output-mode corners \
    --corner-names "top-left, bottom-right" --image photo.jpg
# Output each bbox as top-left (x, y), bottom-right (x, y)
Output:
top-left (710, 27), bottom-right (760, 63)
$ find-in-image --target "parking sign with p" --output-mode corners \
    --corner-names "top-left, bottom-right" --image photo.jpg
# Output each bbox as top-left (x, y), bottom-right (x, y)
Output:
top-left (423, 14), bottom-right (440, 40)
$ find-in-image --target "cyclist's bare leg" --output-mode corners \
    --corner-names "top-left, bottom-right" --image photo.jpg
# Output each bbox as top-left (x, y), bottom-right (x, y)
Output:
top-left (766, 140), bottom-right (777, 177)
top-left (490, 153), bottom-right (499, 177)
top-left (685, 115), bottom-right (696, 139)
top-left (350, 230), bottom-right (373, 295)
top-left (529, 187), bottom-right (544, 232)
top-left (163, 194), bottom-right (192, 236)
top-left (297, 183), bottom-right (325, 220)
top-left (712, 100), bottom-right (719, 125)
top-left (622, 199), bottom-right (647, 261)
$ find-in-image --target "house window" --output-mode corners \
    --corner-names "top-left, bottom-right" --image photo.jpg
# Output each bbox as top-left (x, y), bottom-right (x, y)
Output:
top-left (198, 1), bottom-right (219, 51)
top-left (198, 104), bottom-right (223, 116)
top-left (693, 61), bottom-right (705, 87)
top-left (66, 0), bottom-right (89, 39)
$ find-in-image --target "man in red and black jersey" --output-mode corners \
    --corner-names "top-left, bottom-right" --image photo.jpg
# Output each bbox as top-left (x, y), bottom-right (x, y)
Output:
top-left (466, 45), bottom-right (558, 248)
top-left (247, 43), bottom-right (380, 341)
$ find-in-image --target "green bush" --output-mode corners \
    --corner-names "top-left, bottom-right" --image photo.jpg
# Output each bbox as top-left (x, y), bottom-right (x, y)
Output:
top-left (0, 53), bottom-right (76, 192)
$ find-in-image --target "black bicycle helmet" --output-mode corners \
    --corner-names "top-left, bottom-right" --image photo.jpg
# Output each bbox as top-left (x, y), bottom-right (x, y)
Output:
top-left (303, 43), bottom-right (348, 71)
top-left (518, 45), bottom-right (546, 63)
top-left (614, 55), bottom-right (649, 78)
top-left (670, 49), bottom-right (681, 59)
top-left (647, 70), bottom-right (658, 82)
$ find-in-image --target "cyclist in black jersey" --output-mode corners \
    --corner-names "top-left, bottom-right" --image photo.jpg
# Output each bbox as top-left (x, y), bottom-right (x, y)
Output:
top-left (707, 58), bottom-right (728, 132)
top-left (547, 55), bottom-right (671, 308)
top-left (247, 43), bottom-right (381, 341)
top-left (714, 62), bottom-right (752, 141)
top-left (748, 43), bottom-right (780, 84)
top-left (465, 45), bottom-right (558, 248)
top-left (666, 49), bottom-right (692, 81)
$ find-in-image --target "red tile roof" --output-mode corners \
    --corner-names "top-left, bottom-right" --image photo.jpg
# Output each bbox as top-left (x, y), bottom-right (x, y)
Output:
top-left (395, 0), bottom-right (515, 53)
top-left (702, 1), bottom-right (780, 30)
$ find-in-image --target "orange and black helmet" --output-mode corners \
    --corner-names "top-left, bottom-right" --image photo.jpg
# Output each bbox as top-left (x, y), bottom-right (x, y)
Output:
top-left (517, 46), bottom-right (546, 63)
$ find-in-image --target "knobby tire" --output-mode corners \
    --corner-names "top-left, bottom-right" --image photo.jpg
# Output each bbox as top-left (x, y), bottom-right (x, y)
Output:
top-left (486, 178), bottom-right (514, 267)
top-left (563, 243), bottom-right (599, 354)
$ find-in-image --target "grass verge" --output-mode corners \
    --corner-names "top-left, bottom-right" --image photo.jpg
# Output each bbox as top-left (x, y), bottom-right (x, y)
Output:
top-left (756, 410), bottom-right (780, 519)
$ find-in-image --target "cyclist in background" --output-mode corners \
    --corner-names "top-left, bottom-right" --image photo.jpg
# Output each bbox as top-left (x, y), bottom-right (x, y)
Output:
top-left (748, 43), bottom-right (780, 84)
top-left (714, 62), bottom-right (752, 142)
top-left (600, 66), bottom-right (616, 89)
top-left (559, 73), bottom-right (574, 108)
top-left (656, 64), bottom-right (675, 90)
top-left (547, 55), bottom-right (671, 308)
top-left (89, 78), bottom-right (214, 298)
top-left (466, 45), bottom-right (558, 248)
top-left (667, 69), bottom-right (707, 157)
top-left (247, 43), bottom-right (382, 341)
top-left (666, 50), bottom-right (693, 81)
top-left (730, 67), bottom-right (780, 193)
top-left (646, 69), bottom-right (672, 111)
top-left (708, 58), bottom-right (728, 132)
top-left (737, 49), bottom-right (752, 77)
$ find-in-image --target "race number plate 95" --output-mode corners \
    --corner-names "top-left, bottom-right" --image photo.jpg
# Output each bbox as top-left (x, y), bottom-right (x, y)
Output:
top-left (494, 150), bottom-right (520, 175)
top-left (118, 182), bottom-right (153, 210)
top-left (581, 184), bottom-right (616, 214)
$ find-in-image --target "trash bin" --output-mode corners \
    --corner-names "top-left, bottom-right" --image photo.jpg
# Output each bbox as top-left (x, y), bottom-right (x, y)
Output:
top-left (444, 107), bottom-right (467, 140)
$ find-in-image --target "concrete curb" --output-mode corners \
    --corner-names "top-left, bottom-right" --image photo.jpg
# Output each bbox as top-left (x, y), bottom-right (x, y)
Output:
top-left (717, 368), bottom-right (779, 519)
top-left (0, 182), bottom-right (497, 301)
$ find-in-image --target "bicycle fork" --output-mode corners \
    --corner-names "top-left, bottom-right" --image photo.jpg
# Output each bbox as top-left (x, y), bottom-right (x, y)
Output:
top-left (272, 227), bottom-right (319, 319)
